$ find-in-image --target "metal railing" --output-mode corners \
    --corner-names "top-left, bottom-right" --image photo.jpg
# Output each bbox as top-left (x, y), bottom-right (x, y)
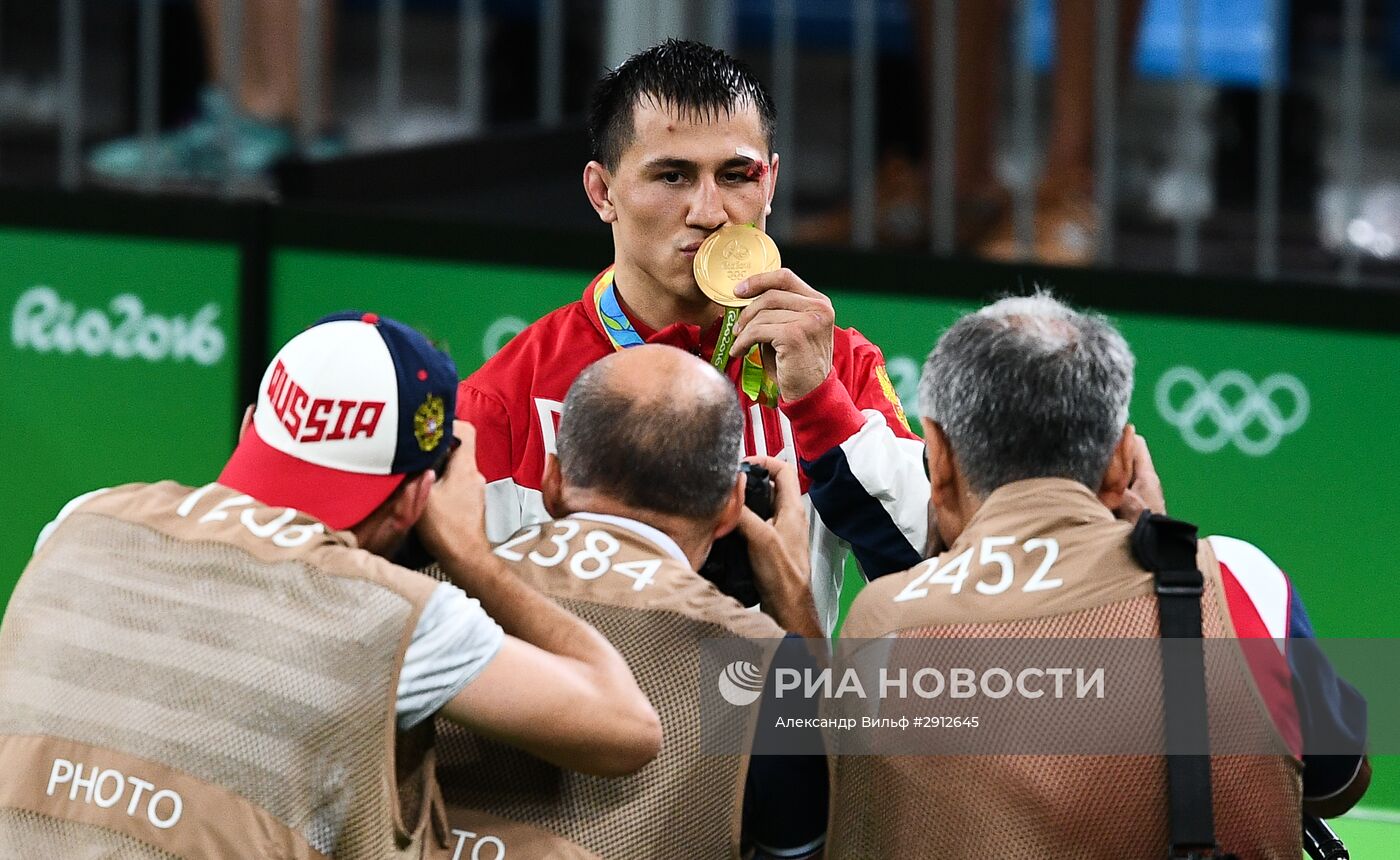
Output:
top-left (10, 0), bottom-right (1393, 287)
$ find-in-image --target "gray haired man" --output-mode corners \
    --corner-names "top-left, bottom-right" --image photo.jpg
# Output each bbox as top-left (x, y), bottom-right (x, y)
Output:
top-left (830, 293), bottom-right (1368, 859)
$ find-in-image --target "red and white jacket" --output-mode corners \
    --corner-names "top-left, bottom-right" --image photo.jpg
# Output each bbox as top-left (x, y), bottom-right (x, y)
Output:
top-left (457, 267), bottom-right (930, 633)
top-left (1210, 535), bottom-right (1367, 800)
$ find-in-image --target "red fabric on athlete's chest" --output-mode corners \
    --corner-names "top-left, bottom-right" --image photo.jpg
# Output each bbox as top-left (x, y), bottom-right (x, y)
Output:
top-left (468, 272), bottom-right (820, 494)
top-left (642, 319), bottom-right (722, 362)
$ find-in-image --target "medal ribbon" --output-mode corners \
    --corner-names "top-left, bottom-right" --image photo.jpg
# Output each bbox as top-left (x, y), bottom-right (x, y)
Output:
top-left (593, 270), bottom-right (647, 351)
top-left (710, 307), bottom-right (742, 374)
top-left (712, 308), bottom-right (780, 405)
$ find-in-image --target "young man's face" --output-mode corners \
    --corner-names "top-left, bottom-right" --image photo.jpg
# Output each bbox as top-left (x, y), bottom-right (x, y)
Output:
top-left (590, 98), bottom-right (777, 311)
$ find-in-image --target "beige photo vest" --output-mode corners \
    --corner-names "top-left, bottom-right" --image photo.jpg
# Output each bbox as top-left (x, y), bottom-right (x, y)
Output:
top-left (831, 478), bottom-right (1301, 860)
top-left (431, 514), bottom-right (784, 860)
top-left (0, 481), bottom-right (448, 859)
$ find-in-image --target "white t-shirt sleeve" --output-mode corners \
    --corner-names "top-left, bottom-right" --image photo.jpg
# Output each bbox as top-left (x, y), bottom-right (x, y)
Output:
top-left (396, 581), bottom-right (505, 730)
top-left (33, 487), bottom-right (112, 554)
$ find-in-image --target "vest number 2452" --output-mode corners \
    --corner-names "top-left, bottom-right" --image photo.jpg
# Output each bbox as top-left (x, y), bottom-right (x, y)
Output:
top-left (894, 537), bottom-right (1061, 602)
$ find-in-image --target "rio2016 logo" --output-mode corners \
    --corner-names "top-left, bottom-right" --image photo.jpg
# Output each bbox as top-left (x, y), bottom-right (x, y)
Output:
top-left (717, 660), bottom-right (765, 707)
top-left (1154, 367), bottom-right (1310, 457)
top-left (11, 286), bottom-right (226, 366)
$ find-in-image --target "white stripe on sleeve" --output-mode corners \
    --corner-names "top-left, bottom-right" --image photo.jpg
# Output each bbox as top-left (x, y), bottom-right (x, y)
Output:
top-left (1208, 535), bottom-right (1291, 642)
top-left (838, 410), bottom-right (930, 554)
top-left (806, 501), bottom-right (848, 638)
top-left (483, 476), bottom-right (549, 544)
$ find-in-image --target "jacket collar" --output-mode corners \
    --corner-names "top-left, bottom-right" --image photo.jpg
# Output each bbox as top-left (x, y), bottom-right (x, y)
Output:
top-left (954, 478), bottom-right (1115, 546)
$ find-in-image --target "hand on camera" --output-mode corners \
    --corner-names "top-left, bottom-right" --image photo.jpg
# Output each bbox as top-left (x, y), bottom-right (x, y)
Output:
top-left (418, 421), bottom-right (492, 562)
top-left (1115, 432), bottom-right (1167, 522)
top-left (737, 456), bottom-right (822, 638)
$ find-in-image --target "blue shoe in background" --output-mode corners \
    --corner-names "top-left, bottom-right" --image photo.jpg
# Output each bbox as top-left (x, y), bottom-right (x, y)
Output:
top-left (86, 89), bottom-right (341, 187)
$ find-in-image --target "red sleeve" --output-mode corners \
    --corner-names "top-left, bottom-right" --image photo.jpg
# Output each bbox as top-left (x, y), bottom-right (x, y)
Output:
top-left (455, 381), bottom-right (514, 483)
top-left (843, 330), bottom-right (920, 441)
top-left (780, 371), bottom-right (864, 463)
top-left (780, 329), bottom-right (919, 462)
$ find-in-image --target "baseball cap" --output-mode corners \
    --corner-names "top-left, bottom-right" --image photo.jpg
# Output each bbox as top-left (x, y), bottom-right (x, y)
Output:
top-left (219, 311), bottom-right (457, 530)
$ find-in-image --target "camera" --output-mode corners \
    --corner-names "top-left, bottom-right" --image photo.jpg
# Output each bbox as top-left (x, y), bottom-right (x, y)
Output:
top-left (698, 462), bottom-right (774, 606)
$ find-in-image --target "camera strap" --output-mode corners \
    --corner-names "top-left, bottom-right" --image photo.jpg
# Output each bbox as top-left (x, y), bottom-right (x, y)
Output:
top-left (1130, 512), bottom-right (1236, 860)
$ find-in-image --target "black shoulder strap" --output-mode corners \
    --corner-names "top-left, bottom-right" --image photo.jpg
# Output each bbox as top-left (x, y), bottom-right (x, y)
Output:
top-left (1130, 512), bottom-right (1236, 860)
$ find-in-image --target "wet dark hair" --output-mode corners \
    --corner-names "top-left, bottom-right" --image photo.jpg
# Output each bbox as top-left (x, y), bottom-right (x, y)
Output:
top-left (588, 38), bottom-right (777, 169)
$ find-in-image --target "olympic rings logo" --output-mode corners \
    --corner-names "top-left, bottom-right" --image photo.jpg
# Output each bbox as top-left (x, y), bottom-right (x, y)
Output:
top-left (1154, 367), bottom-right (1310, 457)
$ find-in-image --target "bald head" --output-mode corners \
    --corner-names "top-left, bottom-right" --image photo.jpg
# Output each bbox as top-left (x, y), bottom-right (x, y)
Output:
top-left (594, 344), bottom-right (735, 411)
top-left (556, 346), bottom-right (744, 520)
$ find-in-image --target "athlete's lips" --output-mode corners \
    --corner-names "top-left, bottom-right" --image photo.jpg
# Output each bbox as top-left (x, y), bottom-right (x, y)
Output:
top-left (680, 241), bottom-right (703, 258)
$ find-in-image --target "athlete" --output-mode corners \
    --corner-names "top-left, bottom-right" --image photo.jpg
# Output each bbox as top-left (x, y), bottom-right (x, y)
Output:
top-left (458, 39), bottom-right (929, 634)
top-left (440, 345), bottom-right (827, 859)
top-left (0, 312), bottom-right (659, 858)
top-left (830, 294), bottom-right (1369, 858)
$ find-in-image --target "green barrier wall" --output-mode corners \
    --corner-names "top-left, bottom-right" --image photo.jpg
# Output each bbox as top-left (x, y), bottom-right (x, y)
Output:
top-left (270, 250), bottom-right (589, 371)
top-left (830, 291), bottom-right (1400, 637)
top-left (0, 227), bottom-right (241, 606)
top-left (271, 249), bottom-right (1400, 823)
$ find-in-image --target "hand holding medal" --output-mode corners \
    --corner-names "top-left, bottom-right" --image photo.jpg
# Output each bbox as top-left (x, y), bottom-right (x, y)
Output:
top-left (694, 224), bottom-right (836, 402)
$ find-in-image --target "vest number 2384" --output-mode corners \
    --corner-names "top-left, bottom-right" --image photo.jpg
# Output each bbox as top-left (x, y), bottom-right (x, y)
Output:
top-left (894, 537), bottom-right (1061, 602)
top-left (493, 522), bottom-right (660, 591)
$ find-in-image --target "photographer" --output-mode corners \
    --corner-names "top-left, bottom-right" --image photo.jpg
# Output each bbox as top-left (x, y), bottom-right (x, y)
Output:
top-left (435, 344), bottom-right (827, 860)
top-left (829, 294), bottom-right (1369, 858)
top-left (0, 313), bottom-right (660, 858)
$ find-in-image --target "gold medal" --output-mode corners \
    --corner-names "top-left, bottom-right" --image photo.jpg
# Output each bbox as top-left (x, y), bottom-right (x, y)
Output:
top-left (693, 224), bottom-right (782, 308)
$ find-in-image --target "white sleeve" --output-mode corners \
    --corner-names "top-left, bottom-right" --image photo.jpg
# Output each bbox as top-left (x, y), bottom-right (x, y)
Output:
top-left (395, 581), bottom-right (505, 730)
top-left (33, 487), bottom-right (112, 554)
top-left (483, 477), bottom-right (551, 544)
top-left (840, 409), bottom-right (931, 557)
